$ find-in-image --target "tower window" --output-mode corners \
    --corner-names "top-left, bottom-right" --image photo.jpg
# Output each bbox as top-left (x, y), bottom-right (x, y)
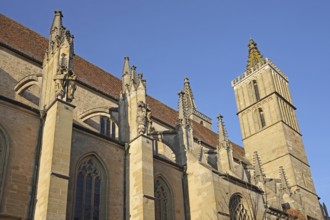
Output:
top-left (258, 108), bottom-right (266, 128)
top-left (252, 80), bottom-right (260, 101)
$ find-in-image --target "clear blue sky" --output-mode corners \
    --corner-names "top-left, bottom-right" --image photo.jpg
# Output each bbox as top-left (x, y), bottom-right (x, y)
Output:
top-left (2, 0), bottom-right (329, 207)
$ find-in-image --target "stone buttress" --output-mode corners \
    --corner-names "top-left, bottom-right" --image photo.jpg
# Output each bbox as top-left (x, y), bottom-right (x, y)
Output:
top-left (34, 11), bottom-right (76, 220)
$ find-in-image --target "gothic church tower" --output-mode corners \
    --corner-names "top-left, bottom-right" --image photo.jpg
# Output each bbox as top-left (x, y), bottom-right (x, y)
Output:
top-left (232, 39), bottom-right (322, 218)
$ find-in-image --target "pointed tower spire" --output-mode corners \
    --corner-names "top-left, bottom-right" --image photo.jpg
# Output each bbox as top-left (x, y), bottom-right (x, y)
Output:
top-left (246, 38), bottom-right (266, 73)
top-left (183, 77), bottom-right (197, 112)
top-left (253, 152), bottom-right (265, 183)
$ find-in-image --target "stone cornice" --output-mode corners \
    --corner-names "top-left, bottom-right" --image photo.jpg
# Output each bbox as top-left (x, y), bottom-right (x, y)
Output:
top-left (232, 58), bottom-right (289, 87)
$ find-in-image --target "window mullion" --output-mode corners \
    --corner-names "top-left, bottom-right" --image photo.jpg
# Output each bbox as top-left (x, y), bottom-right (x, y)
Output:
top-left (90, 175), bottom-right (95, 220)
top-left (82, 174), bottom-right (87, 220)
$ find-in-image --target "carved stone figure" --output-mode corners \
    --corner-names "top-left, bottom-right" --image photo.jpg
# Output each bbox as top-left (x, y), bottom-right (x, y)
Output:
top-left (53, 53), bottom-right (76, 103)
top-left (54, 71), bottom-right (65, 99)
top-left (137, 101), bottom-right (146, 134)
top-left (65, 72), bottom-right (76, 102)
top-left (146, 106), bottom-right (155, 133)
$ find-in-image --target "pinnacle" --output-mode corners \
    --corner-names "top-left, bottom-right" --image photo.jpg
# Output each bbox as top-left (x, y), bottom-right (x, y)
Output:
top-left (122, 56), bottom-right (130, 75)
top-left (50, 10), bottom-right (63, 33)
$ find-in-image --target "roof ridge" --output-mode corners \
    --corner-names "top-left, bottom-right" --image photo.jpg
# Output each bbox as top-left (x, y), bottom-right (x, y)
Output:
top-left (0, 13), bottom-right (245, 156)
top-left (0, 13), bottom-right (48, 40)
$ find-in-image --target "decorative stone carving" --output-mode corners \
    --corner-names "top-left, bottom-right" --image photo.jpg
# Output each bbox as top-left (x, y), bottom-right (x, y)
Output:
top-left (146, 105), bottom-right (155, 133)
top-left (79, 158), bottom-right (101, 177)
top-left (54, 53), bottom-right (76, 102)
top-left (137, 101), bottom-right (147, 134)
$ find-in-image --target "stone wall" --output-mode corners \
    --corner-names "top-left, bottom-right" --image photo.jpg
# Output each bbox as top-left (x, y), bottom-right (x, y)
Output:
top-left (66, 128), bottom-right (125, 220)
top-left (0, 101), bottom-right (39, 219)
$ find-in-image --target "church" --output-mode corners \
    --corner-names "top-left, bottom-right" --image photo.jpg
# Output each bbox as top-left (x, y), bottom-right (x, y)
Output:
top-left (0, 11), bottom-right (328, 220)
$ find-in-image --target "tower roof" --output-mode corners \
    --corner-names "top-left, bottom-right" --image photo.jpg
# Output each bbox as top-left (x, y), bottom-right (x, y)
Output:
top-left (0, 13), bottom-right (247, 163)
top-left (246, 38), bottom-right (265, 72)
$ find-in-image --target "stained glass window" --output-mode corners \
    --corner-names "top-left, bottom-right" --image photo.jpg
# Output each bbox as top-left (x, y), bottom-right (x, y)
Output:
top-left (154, 177), bottom-right (174, 220)
top-left (74, 157), bottom-right (104, 220)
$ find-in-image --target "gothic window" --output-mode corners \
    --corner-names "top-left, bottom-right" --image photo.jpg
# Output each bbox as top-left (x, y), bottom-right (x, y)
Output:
top-left (0, 126), bottom-right (9, 204)
top-left (73, 156), bottom-right (106, 220)
top-left (154, 177), bottom-right (174, 220)
top-left (229, 194), bottom-right (251, 220)
top-left (258, 108), bottom-right (266, 128)
top-left (252, 80), bottom-right (260, 101)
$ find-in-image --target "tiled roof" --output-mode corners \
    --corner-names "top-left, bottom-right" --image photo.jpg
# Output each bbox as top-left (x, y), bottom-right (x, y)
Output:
top-left (192, 121), bottom-right (246, 162)
top-left (0, 13), bottom-right (246, 161)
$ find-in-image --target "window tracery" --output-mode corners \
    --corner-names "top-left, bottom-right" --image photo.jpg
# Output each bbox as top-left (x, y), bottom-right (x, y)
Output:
top-left (229, 195), bottom-right (251, 220)
top-left (73, 156), bottom-right (105, 220)
top-left (154, 177), bottom-right (174, 220)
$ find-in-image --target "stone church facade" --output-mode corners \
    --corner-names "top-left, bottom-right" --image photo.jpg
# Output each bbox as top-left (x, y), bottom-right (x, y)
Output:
top-left (0, 11), bottom-right (326, 220)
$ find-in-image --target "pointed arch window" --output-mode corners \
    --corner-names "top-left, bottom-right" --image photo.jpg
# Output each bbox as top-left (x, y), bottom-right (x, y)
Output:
top-left (154, 177), bottom-right (174, 220)
top-left (0, 126), bottom-right (9, 203)
top-left (258, 108), bottom-right (266, 128)
top-left (229, 194), bottom-right (251, 220)
top-left (73, 156), bottom-right (106, 220)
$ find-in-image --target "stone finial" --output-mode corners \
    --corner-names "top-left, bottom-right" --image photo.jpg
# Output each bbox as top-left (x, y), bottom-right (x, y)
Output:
top-left (50, 11), bottom-right (63, 34)
top-left (253, 152), bottom-right (265, 183)
top-left (183, 77), bottom-right (196, 111)
top-left (178, 90), bottom-right (186, 125)
top-left (246, 38), bottom-right (266, 73)
top-left (323, 202), bottom-right (329, 217)
top-left (122, 57), bottom-right (130, 75)
top-left (131, 65), bottom-right (137, 82)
